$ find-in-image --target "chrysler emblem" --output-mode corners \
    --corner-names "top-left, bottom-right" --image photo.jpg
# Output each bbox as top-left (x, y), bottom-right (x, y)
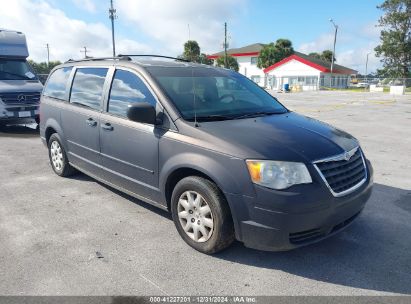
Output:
top-left (344, 152), bottom-right (351, 161)
top-left (17, 94), bottom-right (26, 102)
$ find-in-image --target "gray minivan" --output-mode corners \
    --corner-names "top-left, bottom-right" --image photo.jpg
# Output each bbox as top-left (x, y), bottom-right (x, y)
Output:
top-left (40, 56), bottom-right (373, 254)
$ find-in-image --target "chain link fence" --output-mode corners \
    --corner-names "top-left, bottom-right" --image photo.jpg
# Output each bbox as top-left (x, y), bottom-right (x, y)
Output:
top-left (323, 77), bottom-right (411, 92)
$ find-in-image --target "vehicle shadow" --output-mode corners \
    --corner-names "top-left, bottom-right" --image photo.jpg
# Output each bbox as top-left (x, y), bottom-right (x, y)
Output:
top-left (215, 183), bottom-right (411, 295)
top-left (67, 172), bottom-right (411, 294)
top-left (69, 173), bottom-right (172, 220)
top-left (0, 124), bottom-right (39, 138)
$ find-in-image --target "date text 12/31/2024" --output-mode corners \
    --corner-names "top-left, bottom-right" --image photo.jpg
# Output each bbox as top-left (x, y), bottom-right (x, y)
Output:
top-left (149, 296), bottom-right (257, 303)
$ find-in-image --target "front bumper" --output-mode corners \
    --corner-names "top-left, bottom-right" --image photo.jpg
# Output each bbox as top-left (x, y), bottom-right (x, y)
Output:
top-left (225, 160), bottom-right (373, 251)
top-left (0, 104), bottom-right (39, 124)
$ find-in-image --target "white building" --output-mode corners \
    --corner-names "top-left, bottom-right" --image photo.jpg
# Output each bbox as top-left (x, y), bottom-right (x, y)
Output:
top-left (208, 44), bottom-right (357, 90)
top-left (208, 43), bottom-right (266, 87)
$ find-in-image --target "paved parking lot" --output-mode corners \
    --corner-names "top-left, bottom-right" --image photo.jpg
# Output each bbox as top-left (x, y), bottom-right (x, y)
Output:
top-left (0, 91), bottom-right (410, 296)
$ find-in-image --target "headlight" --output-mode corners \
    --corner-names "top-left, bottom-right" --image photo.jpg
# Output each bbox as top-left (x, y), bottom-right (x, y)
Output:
top-left (246, 160), bottom-right (312, 190)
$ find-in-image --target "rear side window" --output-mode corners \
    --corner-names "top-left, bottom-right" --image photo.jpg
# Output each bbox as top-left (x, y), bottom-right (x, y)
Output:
top-left (43, 67), bottom-right (72, 100)
top-left (70, 68), bottom-right (108, 110)
top-left (108, 69), bottom-right (156, 118)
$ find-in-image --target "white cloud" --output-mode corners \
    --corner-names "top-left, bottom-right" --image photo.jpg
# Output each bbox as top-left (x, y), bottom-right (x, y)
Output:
top-left (337, 45), bottom-right (380, 74)
top-left (72, 0), bottom-right (96, 13)
top-left (116, 0), bottom-right (246, 55)
top-left (298, 33), bottom-right (335, 54)
top-left (297, 26), bottom-right (382, 73)
top-left (0, 0), bottom-right (151, 62)
top-left (360, 22), bottom-right (380, 40)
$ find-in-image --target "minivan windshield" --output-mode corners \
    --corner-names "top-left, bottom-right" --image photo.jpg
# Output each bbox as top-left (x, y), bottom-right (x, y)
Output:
top-left (146, 66), bottom-right (287, 121)
top-left (0, 59), bottom-right (37, 81)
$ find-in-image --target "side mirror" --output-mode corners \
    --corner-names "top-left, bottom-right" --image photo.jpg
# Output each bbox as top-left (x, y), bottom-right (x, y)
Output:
top-left (127, 102), bottom-right (157, 125)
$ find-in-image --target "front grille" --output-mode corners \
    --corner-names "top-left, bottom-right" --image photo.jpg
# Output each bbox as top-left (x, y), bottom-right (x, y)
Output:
top-left (289, 211), bottom-right (361, 245)
top-left (289, 228), bottom-right (326, 244)
top-left (314, 147), bottom-right (367, 197)
top-left (0, 92), bottom-right (41, 105)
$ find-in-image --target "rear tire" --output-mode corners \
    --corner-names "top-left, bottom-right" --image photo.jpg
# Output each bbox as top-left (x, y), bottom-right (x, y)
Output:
top-left (48, 133), bottom-right (77, 177)
top-left (171, 176), bottom-right (234, 254)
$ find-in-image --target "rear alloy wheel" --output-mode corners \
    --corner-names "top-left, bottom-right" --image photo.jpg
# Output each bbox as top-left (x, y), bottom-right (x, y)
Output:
top-left (50, 140), bottom-right (64, 171)
top-left (48, 133), bottom-right (76, 177)
top-left (171, 176), bottom-right (234, 254)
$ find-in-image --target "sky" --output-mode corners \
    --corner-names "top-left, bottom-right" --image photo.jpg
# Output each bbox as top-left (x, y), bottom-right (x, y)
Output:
top-left (0, 0), bottom-right (384, 73)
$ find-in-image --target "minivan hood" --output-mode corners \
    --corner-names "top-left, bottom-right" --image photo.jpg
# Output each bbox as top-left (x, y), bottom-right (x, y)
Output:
top-left (0, 80), bottom-right (43, 93)
top-left (183, 112), bottom-right (358, 162)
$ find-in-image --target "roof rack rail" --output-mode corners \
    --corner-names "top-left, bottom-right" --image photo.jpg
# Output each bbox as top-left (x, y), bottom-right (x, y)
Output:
top-left (64, 56), bottom-right (131, 64)
top-left (118, 54), bottom-right (190, 62)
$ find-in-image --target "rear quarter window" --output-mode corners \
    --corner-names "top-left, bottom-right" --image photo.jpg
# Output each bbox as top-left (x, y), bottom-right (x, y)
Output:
top-left (43, 67), bottom-right (73, 100)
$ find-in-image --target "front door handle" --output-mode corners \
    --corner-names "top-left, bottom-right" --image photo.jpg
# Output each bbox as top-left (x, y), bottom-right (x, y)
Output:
top-left (86, 118), bottom-right (97, 127)
top-left (101, 122), bottom-right (113, 131)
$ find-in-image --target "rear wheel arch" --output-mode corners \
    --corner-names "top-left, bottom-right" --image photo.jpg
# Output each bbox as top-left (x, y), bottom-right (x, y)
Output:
top-left (45, 126), bottom-right (57, 143)
top-left (43, 119), bottom-right (66, 147)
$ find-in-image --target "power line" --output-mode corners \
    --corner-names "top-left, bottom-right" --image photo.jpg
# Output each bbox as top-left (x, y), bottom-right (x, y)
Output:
top-left (80, 46), bottom-right (90, 58)
top-left (109, 0), bottom-right (117, 57)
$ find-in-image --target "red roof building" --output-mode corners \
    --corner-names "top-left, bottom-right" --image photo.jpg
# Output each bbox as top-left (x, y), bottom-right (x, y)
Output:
top-left (208, 44), bottom-right (357, 90)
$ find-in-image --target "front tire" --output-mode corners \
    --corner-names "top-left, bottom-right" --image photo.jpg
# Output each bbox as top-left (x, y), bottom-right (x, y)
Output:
top-left (171, 176), bottom-right (234, 254)
top-left (48, 133), bottom-right (76, 177)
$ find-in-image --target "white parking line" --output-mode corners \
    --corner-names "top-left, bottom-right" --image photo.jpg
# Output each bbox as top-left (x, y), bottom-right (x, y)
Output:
top-left (140, 274), bottom-right (169, 295)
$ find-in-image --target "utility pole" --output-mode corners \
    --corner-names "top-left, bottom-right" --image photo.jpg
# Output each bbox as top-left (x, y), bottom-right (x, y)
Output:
top-left (224, 22), bottom-right (228, 68)
top-left (81, 46), bottom-right (90, 58)
top-left (329, 18), bottom-right (338, 87)
top-left (188, 24), bottom-right (190, 40)
top-left (109, 0), bottom-right (117, 57)
top-left (46, 43), bottom-right (50, 67)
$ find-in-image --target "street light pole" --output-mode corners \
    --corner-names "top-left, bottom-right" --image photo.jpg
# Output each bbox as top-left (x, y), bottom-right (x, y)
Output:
top-left (329, 18), bottom-right (338, 87)
top-left (365, 52), bottom-right (370, 82)
top-left (224, 22), bottom-right (228, 68)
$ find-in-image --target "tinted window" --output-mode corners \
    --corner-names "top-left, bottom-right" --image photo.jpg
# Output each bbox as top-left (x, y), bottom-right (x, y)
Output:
top-left (43, 67), bottom-right (72, 100)
top-left (147, 66), bottom-right (287, 121)
top-left (70, 68), bottom-right (108, 110)
top-left (108, 69), bottom-right (156, 118)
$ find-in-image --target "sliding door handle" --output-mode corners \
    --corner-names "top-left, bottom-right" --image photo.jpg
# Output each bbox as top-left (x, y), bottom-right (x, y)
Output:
top-left (101, 122), bottom-right (113, 131)
top-left (86, 118), bottom-right (97, 127)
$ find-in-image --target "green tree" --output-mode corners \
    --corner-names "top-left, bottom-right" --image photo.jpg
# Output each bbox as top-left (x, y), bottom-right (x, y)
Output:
top-left (308, 52), bottom-right (322, 60)
top-left (198, 53), bottom-right (213, 65)
top-left (257, 39), bottom-right (294, 69)
top-left (216, 55), bottom-right (239, 71)
top-left (183, 40), bottom-right (200, 62)
top-left (181, 41), bottom-right (212, 65)
top-left (308, 50), bottom-right (335, 62)
top-left (28, 60), bottom-right (61, 74)
top-left (374, 0), bottom-right (411, 78)
top-left (320, 50), bottom-right (335, 62)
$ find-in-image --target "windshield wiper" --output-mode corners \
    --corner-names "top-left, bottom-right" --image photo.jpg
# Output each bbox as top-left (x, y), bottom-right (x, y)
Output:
top-left (192, 115), bottom-right (235, 122)
top-left (232, 111), bottom-right (285, 120)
